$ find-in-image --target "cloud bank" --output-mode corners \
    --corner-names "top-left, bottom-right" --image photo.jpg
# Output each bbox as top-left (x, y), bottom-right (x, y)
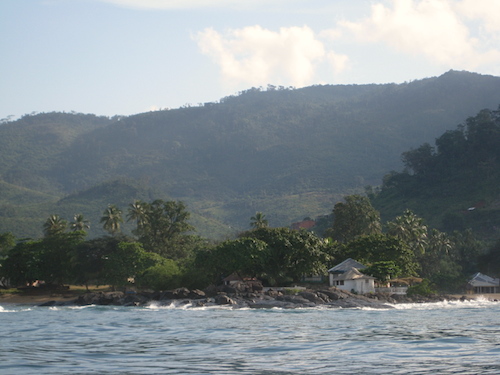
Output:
top-left (337, 0), bottom-right (500, 70)
top-left (102, 0), bottom-right (500, 86)
top-left (195, 26), bottom-right (348, 88)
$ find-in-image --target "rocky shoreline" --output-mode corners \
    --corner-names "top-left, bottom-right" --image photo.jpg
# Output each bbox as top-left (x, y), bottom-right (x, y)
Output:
top-left (35, 282), bottom-right (467, 309)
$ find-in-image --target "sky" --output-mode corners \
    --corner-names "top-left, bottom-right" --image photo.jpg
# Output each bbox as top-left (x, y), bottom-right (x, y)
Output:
top-left (1, 0), bottom-right (500, 120)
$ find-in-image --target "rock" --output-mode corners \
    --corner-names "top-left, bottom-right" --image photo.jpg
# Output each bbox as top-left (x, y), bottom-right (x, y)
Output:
top-left (265, 289), bottom-right (282, 297)
top-left (249, 281), bottom-right (264, 292)
top-left (203, 285), bottom-right (218, 297)
top-left (74, 291), bottom-right (125, 306)
top-left (276, 294), bottom-right (315, 306)
top-left (220, 285), bottom-right (238, 294)
top-left (299, 291), bottom-right (326, 304)
top-left (174, 287), bottom-right (190, 298)
top-left (214, 294), bottom-right (236, 305)
top-left (159, 290), bottom-right (176, 300)
top-left (318, 289), bottom-right (345, 301)
top-left (188, 289), bottom-right (206, 299)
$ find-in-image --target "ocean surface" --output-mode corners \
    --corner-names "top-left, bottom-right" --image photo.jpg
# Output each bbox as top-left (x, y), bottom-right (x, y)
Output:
top-left (1, 298), bottom-right (499, 374)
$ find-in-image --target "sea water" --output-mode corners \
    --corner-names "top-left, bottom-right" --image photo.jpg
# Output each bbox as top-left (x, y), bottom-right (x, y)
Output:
top-left (1, 299), bottom-right (499, 374)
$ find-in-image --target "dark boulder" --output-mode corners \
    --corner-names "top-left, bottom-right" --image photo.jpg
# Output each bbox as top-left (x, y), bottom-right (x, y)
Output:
top-left (74, 291), bottom-right (125, 306)
top-left (188, 289), bottom-right (206, 299)
top-left (214, 294), bottom-right (237, 305)
top-left (299, 291), bottom-right (326, 304)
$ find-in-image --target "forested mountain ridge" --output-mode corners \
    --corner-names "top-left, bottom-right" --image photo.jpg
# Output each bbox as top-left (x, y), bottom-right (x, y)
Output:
top-left (372, 105), bottom-right (500, 241)
top-left (1, 70), bottom-right (500, 239)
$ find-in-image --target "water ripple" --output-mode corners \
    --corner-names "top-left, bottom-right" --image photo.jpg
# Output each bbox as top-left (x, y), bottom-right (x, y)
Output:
top-left (1, 301), bottom-right (499, 374)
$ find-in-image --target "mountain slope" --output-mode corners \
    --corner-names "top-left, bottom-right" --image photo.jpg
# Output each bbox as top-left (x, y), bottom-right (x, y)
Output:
top-left (1, 70), bottom-right (500, 238)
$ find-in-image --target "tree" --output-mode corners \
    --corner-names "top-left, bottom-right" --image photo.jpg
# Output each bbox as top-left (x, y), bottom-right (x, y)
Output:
top-left (71, 236), bottom-right (120, 289)
top-left (129, 199), bottom-right (195, 259)
top-left (450, 229), bottom-right (484, 275)
top-left (247, 227), bottom-right (331, 285)
top-left (2, 232), bottom-right (85, 286)
top-left (126, 200), bottom-right (148, 232)
top-left (135, 257), bottom-right (181, 291)
top-left (0, 232), bottom-right (15, 260)
top-left (327, 195), bottom-right (381, 243)
top-left (43, 215), bottom-right (68, 237)
top-left (250, 212), bottom-right (268, 229)
top-left (195, 238), bottom-right (268, 285)
top-left (101, 242), bottom-right (156, 290)
top-left (100, 204), bottom-right (123, 235)
top-left (36, 232), bottom-right (85, 285)
top-left (479, 239), bottom-right (500, 277)
top-left (405, 228), bottom-right (464, 292)
top-left (401, 143), bottom-right (435, 176)
top-left (1, 240), bottom-right (40, 286)
top-left (70, 214), bottom-right (90, 233)
top-left (386, 209), bottom-right (428, 256)
top-left (339, 233), bottom-right (419, 277)
top-left (362, 261), bottom-right (402, 283)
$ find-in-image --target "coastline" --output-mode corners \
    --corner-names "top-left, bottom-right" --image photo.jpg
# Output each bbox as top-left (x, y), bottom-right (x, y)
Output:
top-left (0, 291), bottom-right (80, 305)
top-left (2, 285), bottom-right (499, 308)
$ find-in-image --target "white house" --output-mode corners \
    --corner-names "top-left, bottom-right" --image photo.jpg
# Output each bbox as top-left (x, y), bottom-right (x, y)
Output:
top-left (467, 272), bottom-right (500, 294)
top-left (328, 258), bottom-right (375, 294)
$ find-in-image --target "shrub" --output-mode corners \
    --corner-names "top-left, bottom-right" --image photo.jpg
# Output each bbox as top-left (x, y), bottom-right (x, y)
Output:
top-left (135, 259), bottom-right (181, 291)
top-left (406, 279), bottom-right (436, 297)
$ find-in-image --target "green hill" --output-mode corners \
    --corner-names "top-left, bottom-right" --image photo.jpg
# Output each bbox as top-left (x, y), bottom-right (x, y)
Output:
top-left (1, 70), bottom-right (500, 239)
top-left (371, 105), bottom-right (500, 241)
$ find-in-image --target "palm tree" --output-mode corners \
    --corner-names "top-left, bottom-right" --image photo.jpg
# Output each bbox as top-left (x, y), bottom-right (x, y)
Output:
top-left (427, 229), bottom-right (452, 257)
top-left (43, 215), bottom-right (68, 237)
top-left (126, 200), bottom-right (149, 231)
top-left (70, 214), bottom-right (90, 232)
top-left (387, 209), bottom-right (428, 255)
top-left (250, 212), bottom-right (268, 229)
top-left (100, 204), bottom-right (123, 235)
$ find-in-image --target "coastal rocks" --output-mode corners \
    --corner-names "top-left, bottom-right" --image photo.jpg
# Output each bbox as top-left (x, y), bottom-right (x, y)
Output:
top-left (59, 285), bottom-right (400, 309)
top-left (214, 294), bottom-right (237, 305)
top-left (74, 291), bottom-right (151, 306)
top-left (75, 291), bottom-right (125, 306)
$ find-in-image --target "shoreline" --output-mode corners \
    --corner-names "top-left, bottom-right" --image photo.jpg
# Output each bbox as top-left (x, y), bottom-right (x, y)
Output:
top-left (2, 286), bottom-right (499, 308)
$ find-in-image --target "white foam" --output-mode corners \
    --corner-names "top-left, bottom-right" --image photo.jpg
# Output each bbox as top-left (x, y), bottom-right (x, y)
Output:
top-left (391, 298), bottom-right (499, 310)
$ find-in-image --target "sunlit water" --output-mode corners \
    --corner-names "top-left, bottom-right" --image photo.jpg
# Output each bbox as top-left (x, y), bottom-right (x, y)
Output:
top-left (1, 298), bottom-right (500, 374)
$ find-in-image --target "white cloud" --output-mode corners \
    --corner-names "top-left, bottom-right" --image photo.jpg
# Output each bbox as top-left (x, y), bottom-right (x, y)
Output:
top-left (195, 25), bottom-right (348, 87)
top-left (456, 0), bottom-right (500, 33)
top-left (336, 0), bottom-right (500, 70)
top-left (327, 51), bottom-right (350, 76)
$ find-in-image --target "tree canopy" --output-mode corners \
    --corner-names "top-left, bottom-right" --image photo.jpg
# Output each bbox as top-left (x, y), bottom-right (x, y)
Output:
top-left (327, 195), bottom-right (382, 243)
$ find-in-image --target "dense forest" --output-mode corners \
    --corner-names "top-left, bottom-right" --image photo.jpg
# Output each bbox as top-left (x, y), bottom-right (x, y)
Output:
top-left (0, 191), bottom-right (498, 294)
top-left (372, 105), bottom-right (500, 241)
top-left (1, 70), bottom-right (500, 239)
top-left (2, 94), bottom-right (500, 293)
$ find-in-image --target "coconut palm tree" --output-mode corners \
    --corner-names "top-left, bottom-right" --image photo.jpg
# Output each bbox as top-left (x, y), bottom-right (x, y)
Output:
top-left (100, 204), bottom-right (123, 236)
top-left (387, 209), bottom-right (428, 255)
top-left (250, 212), bottom-right (268, 229)
top-left (126, 200), bottom-right (149, 231)
top-left (70, 214), bottom-right (90, 233)
top-left (43, 215), bottom-right (68, 237)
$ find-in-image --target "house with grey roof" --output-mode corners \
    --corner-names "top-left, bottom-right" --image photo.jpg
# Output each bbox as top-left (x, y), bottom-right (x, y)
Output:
top-left (467, 272), bottom-right (500, 294)
top-left (328, 258), bottom-right (375, 294)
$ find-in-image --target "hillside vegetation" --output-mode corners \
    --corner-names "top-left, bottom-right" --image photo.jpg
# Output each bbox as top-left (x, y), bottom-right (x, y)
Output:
top-left (372, 106), bottom-right (500, 241)
top-left (1, 70), bottom-right (500, 239)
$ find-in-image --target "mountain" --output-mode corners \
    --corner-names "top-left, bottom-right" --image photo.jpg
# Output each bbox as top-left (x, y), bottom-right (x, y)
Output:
top-left (371, 105), bottom-right (500, 241)
top-left (1, 70), bottom-right (500, 239)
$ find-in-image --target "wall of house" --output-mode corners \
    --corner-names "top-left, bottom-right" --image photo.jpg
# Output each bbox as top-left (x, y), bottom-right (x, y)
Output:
top-left (329, 277), bottom-right (375, 294)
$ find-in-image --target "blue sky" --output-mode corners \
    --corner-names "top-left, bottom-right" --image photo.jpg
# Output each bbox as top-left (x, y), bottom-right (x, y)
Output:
top-left (1, 0), bottom-right (499, 119)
